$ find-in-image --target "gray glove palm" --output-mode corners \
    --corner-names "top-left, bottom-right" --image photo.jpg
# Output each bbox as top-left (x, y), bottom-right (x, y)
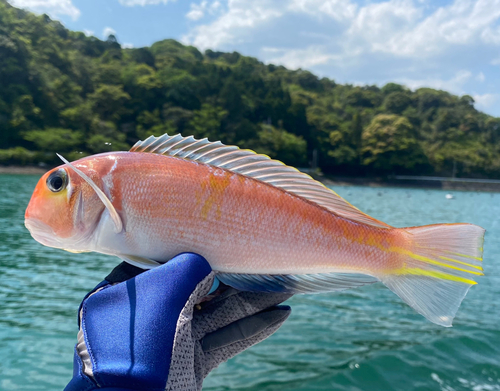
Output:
top-left (167, 273), bottom-right (292, 390)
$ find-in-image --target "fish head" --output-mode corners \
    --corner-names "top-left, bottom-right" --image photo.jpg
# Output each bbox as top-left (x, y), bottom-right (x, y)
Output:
top-left (25, 162), bottom-right (105, 251)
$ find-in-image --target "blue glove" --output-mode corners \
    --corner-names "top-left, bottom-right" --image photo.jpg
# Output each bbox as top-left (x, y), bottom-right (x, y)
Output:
top-left (65, 253), bottom-right (291, 391)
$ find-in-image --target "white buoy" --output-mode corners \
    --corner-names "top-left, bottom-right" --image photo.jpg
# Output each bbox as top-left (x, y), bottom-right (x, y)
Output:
top-left (445, 194), bottom-right (454, 199)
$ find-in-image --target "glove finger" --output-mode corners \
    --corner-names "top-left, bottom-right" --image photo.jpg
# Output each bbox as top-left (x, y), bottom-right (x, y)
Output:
top-left (200, 305), bottom-right (291, 376)
top-left (201, 305), bottom-right (291, 352)
top-left (192, 289), bottom-right (292, 339)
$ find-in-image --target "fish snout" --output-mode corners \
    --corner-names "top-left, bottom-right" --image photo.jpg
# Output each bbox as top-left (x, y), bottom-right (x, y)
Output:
top-left (25, 199), bottom-right (36, 221)
top-left (24, 217), bottom-right (63, 248)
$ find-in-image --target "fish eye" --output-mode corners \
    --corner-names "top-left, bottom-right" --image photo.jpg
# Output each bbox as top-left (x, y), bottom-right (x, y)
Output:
top-left (46, 169), bottom-right (68, 193)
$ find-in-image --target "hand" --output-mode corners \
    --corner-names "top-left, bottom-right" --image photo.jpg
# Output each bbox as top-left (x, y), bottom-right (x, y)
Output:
top-left (65, 253), bottom-right (292, 391)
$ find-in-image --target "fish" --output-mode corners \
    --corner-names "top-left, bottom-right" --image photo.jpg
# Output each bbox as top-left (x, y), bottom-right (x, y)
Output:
top-left (24, 133), bottom-right (485, 327)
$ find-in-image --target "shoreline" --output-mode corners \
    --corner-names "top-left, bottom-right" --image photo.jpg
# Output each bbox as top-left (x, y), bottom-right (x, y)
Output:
top-left (0, 165), bottom-right (48, 175)
top-left (2, 165), bottom-right (500, 192)
top-left (318, 175), bottom-right (500, 192)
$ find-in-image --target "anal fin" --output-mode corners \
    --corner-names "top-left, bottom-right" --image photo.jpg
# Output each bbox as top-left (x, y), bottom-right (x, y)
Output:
top-left (216, 272), bottom-right (378, 294)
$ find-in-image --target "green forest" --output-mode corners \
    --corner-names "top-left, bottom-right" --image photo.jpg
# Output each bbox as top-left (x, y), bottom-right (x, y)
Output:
top-left (1, 0), bottom-right (500, 178)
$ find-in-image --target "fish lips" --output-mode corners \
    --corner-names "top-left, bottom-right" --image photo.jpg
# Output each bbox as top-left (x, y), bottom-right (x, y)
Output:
top-left (24, 218), bottom-right (66, 249)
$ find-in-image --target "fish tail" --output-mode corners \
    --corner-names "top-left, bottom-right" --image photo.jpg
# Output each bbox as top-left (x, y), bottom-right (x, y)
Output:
top-left (381, 223), bottom-right (485, 327)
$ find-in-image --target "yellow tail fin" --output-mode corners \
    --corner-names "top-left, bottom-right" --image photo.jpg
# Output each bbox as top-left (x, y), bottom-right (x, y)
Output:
top-left (382, 223), bottom-right (485, 327)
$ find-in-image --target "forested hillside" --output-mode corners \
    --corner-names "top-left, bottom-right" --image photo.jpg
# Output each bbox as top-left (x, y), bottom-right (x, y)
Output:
top-left (1, 0), bottom-right (499, 177)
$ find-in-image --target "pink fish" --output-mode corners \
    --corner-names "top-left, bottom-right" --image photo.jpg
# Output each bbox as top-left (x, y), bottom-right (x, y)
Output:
top-left (25, 133), bottom-right (485, 326)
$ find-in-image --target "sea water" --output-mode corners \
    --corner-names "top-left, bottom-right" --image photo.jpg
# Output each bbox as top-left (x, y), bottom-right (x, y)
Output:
top-left (1, 174), bottom-right (499, 391)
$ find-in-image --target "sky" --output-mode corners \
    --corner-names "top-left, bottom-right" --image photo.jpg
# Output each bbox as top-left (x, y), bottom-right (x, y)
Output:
top-left (7, 0), bottom-right (500, 117)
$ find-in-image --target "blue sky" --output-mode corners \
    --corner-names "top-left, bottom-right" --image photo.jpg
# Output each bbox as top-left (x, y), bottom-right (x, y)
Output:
top-left (8, 0), bottom-right (500, 117)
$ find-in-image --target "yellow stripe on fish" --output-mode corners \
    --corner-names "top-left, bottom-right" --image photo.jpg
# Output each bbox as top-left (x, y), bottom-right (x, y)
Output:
top-left (393, 267), bottom-right (478, 285)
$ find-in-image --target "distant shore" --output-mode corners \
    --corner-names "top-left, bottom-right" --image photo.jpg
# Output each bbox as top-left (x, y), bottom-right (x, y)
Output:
top-left (2, 165), bottom-right (500, 192)
top-left (319, 175), bottom-right (500, 192)
top-left (0, 165), bottom-right (47, 175)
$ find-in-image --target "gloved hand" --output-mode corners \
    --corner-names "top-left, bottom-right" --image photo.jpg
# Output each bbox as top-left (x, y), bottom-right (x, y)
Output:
top-left (65, 253), bottom-right (292, 391)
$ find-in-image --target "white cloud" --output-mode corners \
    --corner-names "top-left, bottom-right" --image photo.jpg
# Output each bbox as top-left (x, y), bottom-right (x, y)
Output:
top-left (481, 24), bottom-right (500, 44)
top-left (212, 1), bottom-right (221, 10)
top-left (182, 0), bottom-right (360, 51)
top-left (346, 0), bottom-right (422, 55)
top-left (182, 0), bottom-right (283, 50)
top-left (103, 26), bottom-right (116, 38)
top-left (122, 42), bottom-right (135, 48)
top-left (492, 57), bottom-right (500, 65)
top-left (9, 0), bottom-right (80, 20)
top-left (289, 0), bottom-right (357, 22)
top-left (396, 70), bottom-right (473, 95)
top-left (476, 72), bottom-right (486, 82)
top-left (83, 29), bottom-right (94, 36)
top-left (187, 3), bottom-right (205, 21)
top-left (263, 46), bottom-right (337, 69)
top-left (472, 93), bottom-right (499, 110)
top-left (118, 0), bottom-right (173, 5)
top-left (342, 0), bottom-right (500, 58)
top-left (186, 0), bottom-right (500, 59)
top-left (186, 1), bottom-right (221, 21)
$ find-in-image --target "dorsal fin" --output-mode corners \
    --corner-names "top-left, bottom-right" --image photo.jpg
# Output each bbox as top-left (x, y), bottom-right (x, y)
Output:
top-left (130, 134), bottom-right (391, 229)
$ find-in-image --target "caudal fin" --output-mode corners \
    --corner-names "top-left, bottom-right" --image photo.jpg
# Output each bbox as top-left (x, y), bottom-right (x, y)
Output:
top-left (382, 224), bottom-right (485, 327)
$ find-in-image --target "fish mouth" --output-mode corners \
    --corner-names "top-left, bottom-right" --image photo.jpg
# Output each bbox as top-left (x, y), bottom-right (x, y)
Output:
top-left (24, 218), bottom-right (65, 249)
top-left (25, 218), bottom-right (94, 251)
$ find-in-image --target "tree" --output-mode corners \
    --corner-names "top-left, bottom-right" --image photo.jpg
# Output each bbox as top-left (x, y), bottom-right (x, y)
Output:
top-left (345, 86), bottom-right (382, 108)
top-left (86, 120), bottom-right (129, 153)
top-left (381, 83), bottom-right (406, 94)
top-left (254, 124), bottom-right (307, 167)
top-left (384, 92), bottom-right (412, 114)
top-left (0, 147), bottom-right (35, 164)
top-left (88, 84), bottom-right (130, 121)
top-left (361, 114), bottom-right (427, 171)
top-left (186, 103), bottom-right (227, 140)
top-left (135, 109), bottom-right (176, 140)
top-left (23, 128), bottom-right (83, 151)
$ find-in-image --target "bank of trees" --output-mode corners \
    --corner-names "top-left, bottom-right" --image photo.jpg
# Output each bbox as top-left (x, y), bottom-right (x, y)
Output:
top-left (1, 0), bottom-right (499, 178)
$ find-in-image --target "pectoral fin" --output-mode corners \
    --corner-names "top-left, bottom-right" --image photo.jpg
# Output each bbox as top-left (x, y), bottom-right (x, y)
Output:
top-left (119, 255), bottom-right (162, 270)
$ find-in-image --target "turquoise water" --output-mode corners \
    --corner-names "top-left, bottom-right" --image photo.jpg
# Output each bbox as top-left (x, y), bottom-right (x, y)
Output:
top-left (1, 174), bottom-right (499, 391)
